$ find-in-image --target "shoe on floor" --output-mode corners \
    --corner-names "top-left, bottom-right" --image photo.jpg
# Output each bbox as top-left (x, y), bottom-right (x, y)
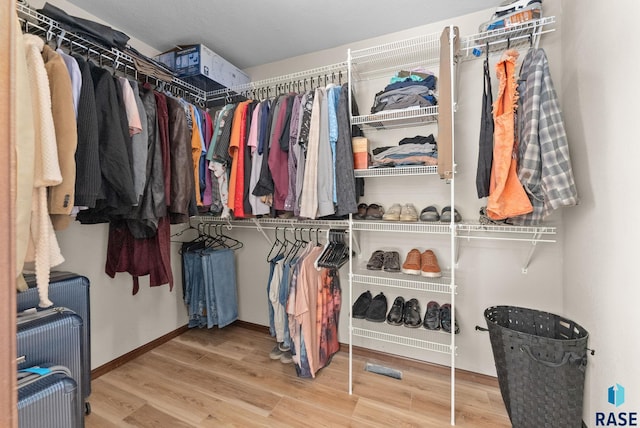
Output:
top-left (352, 290), bottom-right (372, 319)
top-left (354, 203), bottom-right (368, 220)
top-left (382, 203), bottom-right (402, 221)
top-left (440, 303), bottom-right (460, 334)
top-left (270, 344), bottom-right (284, 360)
top-left (403, 298), bottom-right (422, 328)
top-left (440, 206), bottom-right (462, 223)
top-left (421, 250), bottom-right (442, 278)
top-left (365, 203), bottom-right (385, 220)
top-left (399, 203), bottom-right (419, 222)
top-left (382, 251), bottom-right (401, 273)
top-left (366, 250), bottom-right (385, 270)
top-left (423, 301), bottom-right (441, 330)
top-left (386, 296), bottom-right (405, 326)
top-left (419, 205), bottom-right (440, 222)
top-left (401, 249), bottom-right (422, 275)
top-left (280, 350), bottom-right (293, 364)
top-left (365, 293), bottom-right (388, 322)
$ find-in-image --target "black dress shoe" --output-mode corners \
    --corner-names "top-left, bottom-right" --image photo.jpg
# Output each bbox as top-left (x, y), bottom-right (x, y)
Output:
top-left (403, 298), bottom-right (422, 328)
top-left (365, 292), bottom-right (388, 322)
top-left (352, 291), bottom-right (372, 319)
top-left (386, 296), bottom-right (405, 326)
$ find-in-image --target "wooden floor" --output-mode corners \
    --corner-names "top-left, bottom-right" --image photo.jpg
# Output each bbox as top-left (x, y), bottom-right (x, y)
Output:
top-left (85, 325), bottom-right (511, 427)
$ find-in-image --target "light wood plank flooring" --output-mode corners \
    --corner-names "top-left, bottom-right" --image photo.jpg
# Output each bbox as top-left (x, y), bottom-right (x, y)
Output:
top-left (85, 325), bottom-right (511, 427)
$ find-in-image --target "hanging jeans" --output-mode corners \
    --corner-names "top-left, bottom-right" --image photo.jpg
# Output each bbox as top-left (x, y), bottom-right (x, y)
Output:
top-left (486, 50), bottom-right (533, 220)
top-left (266, 255), bottom-right (284, 339)
top-left (476, 58), bottom-right (494, 198)
top-left (183, 247), bottom-right (238, 329)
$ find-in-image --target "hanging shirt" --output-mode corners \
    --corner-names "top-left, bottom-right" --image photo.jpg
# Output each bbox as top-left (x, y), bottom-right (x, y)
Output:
top-left (228, 100), bottom-right (251, 216)
top-left (55, 49), bottom-right (81, 118)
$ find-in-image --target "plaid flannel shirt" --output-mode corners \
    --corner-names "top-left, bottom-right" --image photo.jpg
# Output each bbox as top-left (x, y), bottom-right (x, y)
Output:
top-left (510, 48), bottom-right (578, 225)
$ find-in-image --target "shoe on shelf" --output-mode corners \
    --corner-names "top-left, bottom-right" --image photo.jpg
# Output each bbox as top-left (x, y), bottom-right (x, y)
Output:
top-left (365, 203), bottom-right (385, 220)
top-left (382, 203), bottom-right (402, 221)
top-left (403, 298), bottom-right (422, 328)
top-left (421, 249), bottom-right (442, 278)
top-left (280, 350), bottom-right (293, 364)
top-left (440, 303), bottom-right (460, 334)
top-left (419, 205), bottom-right (440, 222)
top-left (269, 343), bottom-right (284, 360)
top-left (366, 250), bottom-right (385, 270)
top-left (354, 203), bottom-right (368, 220)
top-left (440, 206), bottom-right (462, 223)
top-left (352, 290), bottom-right (372, 318)
top-left (386, 296), bottom-right (405, 326)
top-left (401, 249), bottom-right (422, 275)
top-left (399, 203), bottom-right (419, 222)
top-left (382, 251), bottom-right (401, 273)
top-left (423, 301), bottom-right (441, 330)
top-left (365, 293), bottom-right (388, 322)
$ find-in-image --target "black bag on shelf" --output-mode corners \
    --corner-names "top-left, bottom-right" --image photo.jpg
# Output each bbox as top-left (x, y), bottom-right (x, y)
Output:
top-left (484, 305), bottom-right (589, 428)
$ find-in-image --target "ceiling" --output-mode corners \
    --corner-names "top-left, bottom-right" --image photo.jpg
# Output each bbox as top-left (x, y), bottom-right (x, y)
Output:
top-left (66, 0), bottom-right (499, 69)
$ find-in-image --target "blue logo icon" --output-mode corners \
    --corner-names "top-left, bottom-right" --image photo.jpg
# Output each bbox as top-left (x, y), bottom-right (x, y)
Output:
top-left (609, 384), bottom-right (625, 407)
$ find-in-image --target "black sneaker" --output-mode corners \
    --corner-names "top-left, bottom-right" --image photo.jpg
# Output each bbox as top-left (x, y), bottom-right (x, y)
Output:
top-left (365, 293), bottom-right (388, 322)
top-left (382, 251), bottom-right (401, 273)
top-left (423, 301), bottom-right (441, 330)
top-left (440, 303), bottom-right (460, 334)
top-left (352, 291), bottom-right (372, 319)
top-left (386, 296), bottom-right (405, 326)
top-left (403, 298), bottom-right (422, 328)
top-left (366, 251), bottom-right (385, 270)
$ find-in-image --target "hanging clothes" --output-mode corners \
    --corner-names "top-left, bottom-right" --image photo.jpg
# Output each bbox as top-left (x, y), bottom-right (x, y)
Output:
top-left (183, 246), bottom-right (238, 329)
top-left (476, 53), bottom-right (494, 199)
top-left (509, 48), bottom-right (579, 225)
top-left (70, 54), bottom-right (100, 211)
top-left (166, 96), bottom-right (194, 224)
top-left (22, 34), bottom-right (64, 307)
top-left (486, 49), bottom-right (533, 220)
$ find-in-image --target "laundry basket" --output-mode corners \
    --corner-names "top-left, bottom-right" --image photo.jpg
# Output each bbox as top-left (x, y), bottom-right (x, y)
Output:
top-left (484, 306), bottom-right (589, 428)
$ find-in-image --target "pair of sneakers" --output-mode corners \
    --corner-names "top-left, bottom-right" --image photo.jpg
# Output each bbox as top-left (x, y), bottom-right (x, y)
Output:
top-left (382, 203), bottom-right (418, 222)
top-left (401, 249), bottom-right (442, 278)
top-left (269, 342), bottom-right (293, 364)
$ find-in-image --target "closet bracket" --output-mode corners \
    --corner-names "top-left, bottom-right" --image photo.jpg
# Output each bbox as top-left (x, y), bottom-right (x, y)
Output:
top-left (521, 231), bottom-right (543, 274)
top-left (252, 218), bottom-right (273, 246)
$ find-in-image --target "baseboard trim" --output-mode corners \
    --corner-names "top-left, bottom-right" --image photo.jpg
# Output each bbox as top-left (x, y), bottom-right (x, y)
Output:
top-left (91, 324), bottom-right (189, 380)
top-left (90, 320), bottom-right (498, 388)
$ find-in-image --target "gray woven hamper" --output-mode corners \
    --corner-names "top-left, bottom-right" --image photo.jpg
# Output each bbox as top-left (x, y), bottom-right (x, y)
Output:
top-left (484, 305), bottom-right (589, 428)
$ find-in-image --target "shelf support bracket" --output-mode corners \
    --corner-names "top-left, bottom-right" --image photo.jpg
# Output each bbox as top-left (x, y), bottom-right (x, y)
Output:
top-left (521, 230), bottom-right (543, 274)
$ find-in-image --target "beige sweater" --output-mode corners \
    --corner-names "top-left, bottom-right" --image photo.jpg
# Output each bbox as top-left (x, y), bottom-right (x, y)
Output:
top-left (22, 34), bottom-right (64, 307)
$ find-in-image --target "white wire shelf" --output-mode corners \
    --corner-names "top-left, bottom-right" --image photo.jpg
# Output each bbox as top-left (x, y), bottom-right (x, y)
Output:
top-left (351, 105), bottom-right (438, 130)
top-left (195, 216), bottom-right (349, 229)
top-left (354, 165), bottom-right (438, 178)
top-left (352, 268), bottom-right (453, 294)
top-left (351, 326), bottom-right (453, 354)
top-left (349, 32), bottom-right (441, 81)
top-left (351, 221), bottom-right (451, 234)
top-left (459, 16), bottom-right (556, 61)
top-left (206, 62), bottom-right (348, 100)
top-left (456, 223), bottom-right (557, 243)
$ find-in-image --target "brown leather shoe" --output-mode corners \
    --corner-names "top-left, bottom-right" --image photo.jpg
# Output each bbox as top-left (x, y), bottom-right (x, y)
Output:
top-left (401, 249), bottom-right (422, 275)
top-left (421, 250), bottom-right (442, 278)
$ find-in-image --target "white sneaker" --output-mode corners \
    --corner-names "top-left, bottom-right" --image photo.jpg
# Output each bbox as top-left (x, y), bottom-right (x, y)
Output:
top-left (400, 203), bottom-right (418, 222)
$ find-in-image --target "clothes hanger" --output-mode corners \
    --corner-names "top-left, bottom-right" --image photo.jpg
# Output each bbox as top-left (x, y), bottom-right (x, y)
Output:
top-left (266, 227), bottom-right (287, 262)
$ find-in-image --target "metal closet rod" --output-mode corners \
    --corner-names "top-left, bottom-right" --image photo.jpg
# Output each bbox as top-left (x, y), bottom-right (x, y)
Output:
top-left (17, 3), bottom-right (207, 104)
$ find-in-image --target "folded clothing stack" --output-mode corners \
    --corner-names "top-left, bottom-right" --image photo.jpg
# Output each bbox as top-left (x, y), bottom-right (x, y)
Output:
top-left (371, 134), bottom-right (437, 168)
top-left (371, 71), bottom-right (437, 114)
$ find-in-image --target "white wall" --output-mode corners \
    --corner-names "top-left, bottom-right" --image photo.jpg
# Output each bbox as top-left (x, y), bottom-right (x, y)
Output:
top-left (560, 0), bottom-right (640, 422)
